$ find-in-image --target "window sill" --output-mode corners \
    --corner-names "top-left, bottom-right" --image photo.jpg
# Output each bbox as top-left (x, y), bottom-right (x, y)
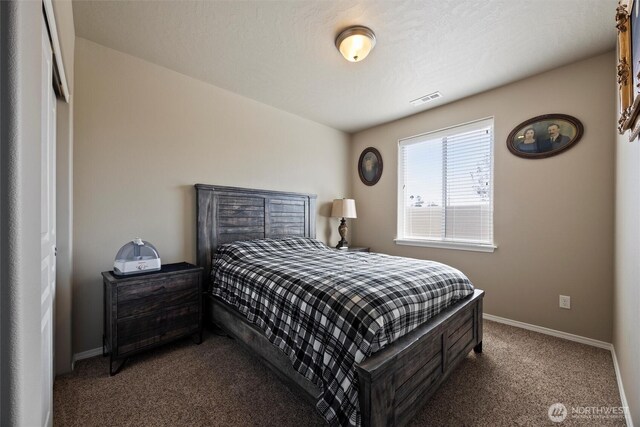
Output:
top-left (394, 239), bottom-right (496, 253)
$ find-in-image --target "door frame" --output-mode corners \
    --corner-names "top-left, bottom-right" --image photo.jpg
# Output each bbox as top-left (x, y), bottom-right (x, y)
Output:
top-left (0, 1), bottom-right (70, 425)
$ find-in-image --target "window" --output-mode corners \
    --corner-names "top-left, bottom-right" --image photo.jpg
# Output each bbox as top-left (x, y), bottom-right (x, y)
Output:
top-left (396, 118), bottom-right (495, 252)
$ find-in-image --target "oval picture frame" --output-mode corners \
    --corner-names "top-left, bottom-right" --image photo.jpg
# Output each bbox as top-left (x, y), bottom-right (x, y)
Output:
top-left (358, 147), bottom-right (383, 186)
top-left (506, 114), bottom-right (583, 159)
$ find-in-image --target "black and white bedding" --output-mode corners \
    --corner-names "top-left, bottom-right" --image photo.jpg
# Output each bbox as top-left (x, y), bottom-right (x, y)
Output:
top-left (209, 237), bottom-right (475, 426)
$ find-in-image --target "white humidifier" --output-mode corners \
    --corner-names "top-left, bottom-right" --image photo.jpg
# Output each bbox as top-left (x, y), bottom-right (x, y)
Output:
top-left (113, 238), bottom-right (161, 275)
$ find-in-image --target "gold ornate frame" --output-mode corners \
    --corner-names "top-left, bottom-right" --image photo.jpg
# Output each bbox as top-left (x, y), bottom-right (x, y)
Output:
top-left (617, 0), bottom-right (640, 139)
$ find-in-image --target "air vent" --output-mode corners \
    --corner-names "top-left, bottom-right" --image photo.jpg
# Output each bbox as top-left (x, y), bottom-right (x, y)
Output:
top-left (410, 91), bottom-right (442, 107)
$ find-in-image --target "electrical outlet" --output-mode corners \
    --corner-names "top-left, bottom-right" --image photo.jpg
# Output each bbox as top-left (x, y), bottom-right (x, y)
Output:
top-left (559, 295), bottom-right (571, 309)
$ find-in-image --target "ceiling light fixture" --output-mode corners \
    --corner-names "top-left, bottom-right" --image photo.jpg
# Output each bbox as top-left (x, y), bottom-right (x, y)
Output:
top-left (335, 26), bottom-right (376, 63)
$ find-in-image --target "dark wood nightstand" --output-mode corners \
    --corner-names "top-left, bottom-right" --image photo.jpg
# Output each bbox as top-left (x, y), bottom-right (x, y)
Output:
top-left (102, 262), bottom-right (203, 375)
top-left (336, 246), bottom-right (370, 253)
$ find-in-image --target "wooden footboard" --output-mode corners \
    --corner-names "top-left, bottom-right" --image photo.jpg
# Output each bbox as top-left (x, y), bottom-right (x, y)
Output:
top-left (206, 289), bottom-right (483, 427)
top-left (356, 289), bottom-right (484, 427)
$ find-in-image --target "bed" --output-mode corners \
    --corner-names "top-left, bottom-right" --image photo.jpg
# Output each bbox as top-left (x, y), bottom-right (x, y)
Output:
top-left (195, 184), bottom-right (484, 427)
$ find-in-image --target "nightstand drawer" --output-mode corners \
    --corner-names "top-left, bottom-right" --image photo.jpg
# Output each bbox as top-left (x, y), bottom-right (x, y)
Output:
top-left (334, 246), bottom-right (370, 253)
top-left (118, 275), bottom-right (197, 302)
top-left (117, 276), bottom-right (199, 318)
top-left (117, 303), bottom-right (200, 356)
top-left (346, 247), bottom-right (370, 252)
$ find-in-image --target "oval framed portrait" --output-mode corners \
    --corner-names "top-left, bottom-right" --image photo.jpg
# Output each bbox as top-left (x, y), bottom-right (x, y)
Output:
top-left (358, 147), bottom-right (383, 186)
top-left (506, 114), bottom-right (583, 159)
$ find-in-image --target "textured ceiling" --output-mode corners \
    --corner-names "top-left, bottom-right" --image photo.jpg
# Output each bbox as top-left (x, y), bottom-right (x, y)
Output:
top-left (72, 0), bottom-right (616, 133)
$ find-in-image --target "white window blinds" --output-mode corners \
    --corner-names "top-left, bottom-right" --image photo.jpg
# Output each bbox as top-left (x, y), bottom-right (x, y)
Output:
top-left (398, 118), bottom-right (494, 246)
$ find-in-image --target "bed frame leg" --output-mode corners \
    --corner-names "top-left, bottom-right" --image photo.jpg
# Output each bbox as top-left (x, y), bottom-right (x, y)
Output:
top-left (473, 341), bottom-right (482, 353)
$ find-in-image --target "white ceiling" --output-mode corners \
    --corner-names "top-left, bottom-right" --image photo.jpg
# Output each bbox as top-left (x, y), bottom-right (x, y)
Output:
top-left (72, 0), bottom-right (616, 133)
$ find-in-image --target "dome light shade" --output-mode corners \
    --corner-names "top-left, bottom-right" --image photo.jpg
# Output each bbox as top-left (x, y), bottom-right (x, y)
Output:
top-left (335, 26), bottom-right (376, 62)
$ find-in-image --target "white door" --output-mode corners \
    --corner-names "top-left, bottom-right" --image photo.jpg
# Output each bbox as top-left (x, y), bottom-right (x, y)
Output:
top-left (41, 16), bottom-right (56, 427)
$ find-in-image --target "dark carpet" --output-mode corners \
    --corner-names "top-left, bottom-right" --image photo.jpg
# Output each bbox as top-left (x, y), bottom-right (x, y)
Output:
top-left (54, 321), bottom-right (625, 426)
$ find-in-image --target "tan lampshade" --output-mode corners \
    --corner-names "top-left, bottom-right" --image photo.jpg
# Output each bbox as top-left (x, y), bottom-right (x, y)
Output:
top-left (331, 199), bottom-right (357, 219)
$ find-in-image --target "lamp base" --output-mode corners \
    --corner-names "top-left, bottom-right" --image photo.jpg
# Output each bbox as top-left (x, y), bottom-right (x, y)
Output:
top-left (335, 240), bottom-right (349, 250)
top-left (335, 218), bottom-right (349, 249)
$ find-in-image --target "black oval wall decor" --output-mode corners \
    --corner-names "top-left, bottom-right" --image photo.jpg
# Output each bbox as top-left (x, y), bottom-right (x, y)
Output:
top-left (358, 147), bottom-right (383, 185)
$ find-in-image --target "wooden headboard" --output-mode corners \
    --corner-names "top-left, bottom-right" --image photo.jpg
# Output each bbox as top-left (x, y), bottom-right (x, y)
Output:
top-left (195, 184), bottom-right (317, 279)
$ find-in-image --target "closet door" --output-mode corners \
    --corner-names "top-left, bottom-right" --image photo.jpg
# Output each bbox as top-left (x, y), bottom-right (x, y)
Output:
top-left (41, 15), bottom-right (57, 427)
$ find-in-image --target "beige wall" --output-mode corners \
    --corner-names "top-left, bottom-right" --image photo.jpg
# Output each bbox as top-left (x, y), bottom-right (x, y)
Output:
top-left (614, 75), bottom-right (640, 423)
top-left (73, 38), bottom-right (350, 354)
top-left (350, 52), bottom-right (615, 342)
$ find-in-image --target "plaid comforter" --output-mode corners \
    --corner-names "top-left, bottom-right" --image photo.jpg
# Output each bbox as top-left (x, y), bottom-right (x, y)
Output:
top-left (210, 237), bottom-right (474, 426)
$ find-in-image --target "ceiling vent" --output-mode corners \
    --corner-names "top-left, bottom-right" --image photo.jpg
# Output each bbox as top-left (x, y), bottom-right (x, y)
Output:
top-left (410, 91), bottom-right (442, 107)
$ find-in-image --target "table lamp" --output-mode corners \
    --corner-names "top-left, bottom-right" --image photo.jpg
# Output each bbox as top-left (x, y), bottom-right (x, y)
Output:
top-left (331, 198), bottom-right (357, 249)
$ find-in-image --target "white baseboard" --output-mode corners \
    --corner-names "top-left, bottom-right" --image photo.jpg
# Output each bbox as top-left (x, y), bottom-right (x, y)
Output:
top-left (611, 347), bottom-right (635, 427)
top-left (483, 313), bottom-right (612, 350)
top-left (71, 346), bottom-right (102, 370)
top-left (484, 313), bottom-right (633, 426)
